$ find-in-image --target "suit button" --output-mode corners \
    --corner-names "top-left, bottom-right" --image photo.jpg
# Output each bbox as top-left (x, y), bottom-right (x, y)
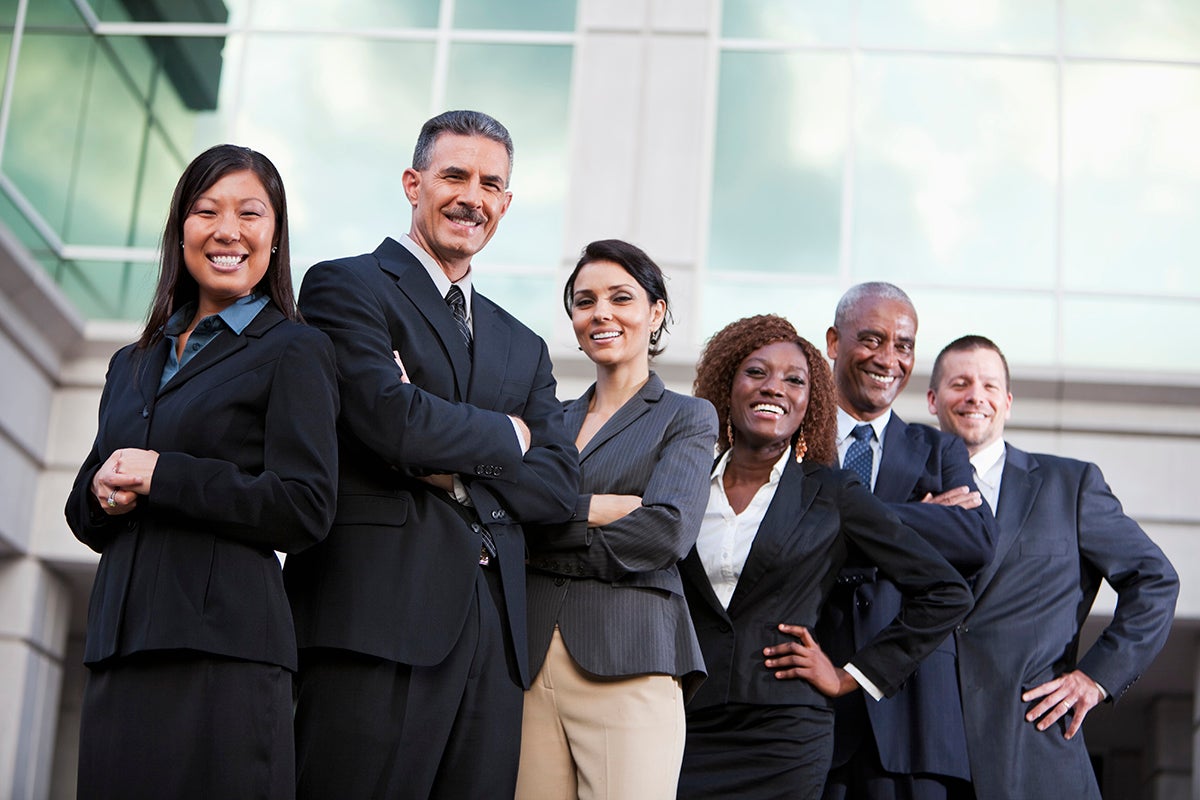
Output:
top-left (475, 466), bottom-right (485, 475)
top-left (553, 578), bottom-right (566, 587)
top-left (141, 406), bottom-right (150, 419)
top-left (471, 523), bottom-right (482, 533)
top-left (494, 466), bottom-right (504, 475)
top-left (718, 624), bottom-right (731, 633)
top-left (491, 509), bottom-right (504, 520)
top-left (857, 599), bottom-right (871, 609)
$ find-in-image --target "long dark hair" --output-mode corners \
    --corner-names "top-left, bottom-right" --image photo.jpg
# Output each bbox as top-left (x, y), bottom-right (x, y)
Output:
top-left (137, 144), bottom-right (295, 350)
top-left (563, 239), bottom-right (672, 357)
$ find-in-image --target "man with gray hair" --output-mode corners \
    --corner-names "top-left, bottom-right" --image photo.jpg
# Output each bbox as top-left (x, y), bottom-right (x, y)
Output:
top-left (285, 110), bottom-right (579, 798)
top-left (817, 282), bottom-right (996, 799)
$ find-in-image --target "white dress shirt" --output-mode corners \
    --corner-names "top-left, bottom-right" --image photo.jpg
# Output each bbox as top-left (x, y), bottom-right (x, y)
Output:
top-left (969, 437), bottom-right (1007, 514)
top-left (696, 448), bottom-right (791, 609)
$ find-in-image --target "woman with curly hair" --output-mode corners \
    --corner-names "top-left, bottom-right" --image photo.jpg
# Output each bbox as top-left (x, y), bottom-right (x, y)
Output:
top-left (676, 314), bottom-right (972, 799)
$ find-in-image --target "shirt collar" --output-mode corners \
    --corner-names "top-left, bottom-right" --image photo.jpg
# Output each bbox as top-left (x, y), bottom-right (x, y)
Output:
top-left (163, 293), bottom-right (268, 338)
top-left (969, 436), bottom-right (1007, 477)
top-left (836, 406), bottom-right (891, 444)
top-left (400, 233), bottom-right (474, 312)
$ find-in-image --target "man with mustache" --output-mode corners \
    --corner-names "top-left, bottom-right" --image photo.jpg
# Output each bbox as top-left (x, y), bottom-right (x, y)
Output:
top-left (817, 282), bottom-right (996, 800)
top-left (284, 110), bottom-right (579, 799)
top-left (927, 334), bottom-right (1177, 800)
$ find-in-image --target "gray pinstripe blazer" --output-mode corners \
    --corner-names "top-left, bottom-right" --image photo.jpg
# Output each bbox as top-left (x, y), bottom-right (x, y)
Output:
top-left (525, 372), bottom-right (716, 696)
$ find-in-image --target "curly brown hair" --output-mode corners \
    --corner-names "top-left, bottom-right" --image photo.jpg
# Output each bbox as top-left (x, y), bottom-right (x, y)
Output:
top-left (693, 314), bottom-right (837, 466)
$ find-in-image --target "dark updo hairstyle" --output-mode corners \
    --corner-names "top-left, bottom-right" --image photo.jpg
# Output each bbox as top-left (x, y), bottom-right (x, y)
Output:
top-left (138, 144), bottom-right (294, 350)
top-left (563, 239), bottom-right (672, 357)
top-left (693, 314), bottom-right (837, 466)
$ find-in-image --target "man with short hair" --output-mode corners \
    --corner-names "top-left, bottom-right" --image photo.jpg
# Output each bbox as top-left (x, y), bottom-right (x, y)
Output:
top-left (284, 110), bottom-right (579, 799)
top-left (818, 282), bottom-right (996, 800)
top-left (927, 335), bottom-right (1177, 800)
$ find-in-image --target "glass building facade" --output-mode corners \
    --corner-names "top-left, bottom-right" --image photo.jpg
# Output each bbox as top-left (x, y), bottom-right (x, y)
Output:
top-left (2, 0), bottom-right (1198, 372)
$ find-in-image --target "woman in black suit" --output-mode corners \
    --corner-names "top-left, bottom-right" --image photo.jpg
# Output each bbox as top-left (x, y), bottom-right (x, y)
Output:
top-left (676, 315), bottom-right (972, 799)
top-left (516, 240), bottom-right (716, 799)
top-left (64, 145), bottom-right (339, 800)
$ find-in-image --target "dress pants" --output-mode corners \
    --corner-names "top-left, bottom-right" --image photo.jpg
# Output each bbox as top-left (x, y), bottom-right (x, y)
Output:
top-left (294, 567), bottom-right (523, 800)
top-left (823, 731), bottom-right (975, 800)
top-left (78, 650), bottom-right (294, 800)
top-left (678, 703), bottom-right (834, 800)
top-left (515, 627), bottom-right (686, 800)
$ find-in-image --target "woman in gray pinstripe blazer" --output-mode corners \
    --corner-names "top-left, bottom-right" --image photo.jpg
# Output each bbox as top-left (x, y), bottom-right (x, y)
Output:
top-left (515, 240), bottom-right (717, 800)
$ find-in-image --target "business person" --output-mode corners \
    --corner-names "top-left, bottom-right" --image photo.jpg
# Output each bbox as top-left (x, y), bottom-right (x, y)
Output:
top-left (64, 144), bottom-right (339, 800)
top-left (818, 282), bottom-right (995, 800)
top-left (927, 335), bottom-right (1178, 800)
top-left (676, 315), bottom-right (973, 800)
top-left (284, 110), bottom-right (579, 799)
top-left (515, 240), bottom-right (716, 799)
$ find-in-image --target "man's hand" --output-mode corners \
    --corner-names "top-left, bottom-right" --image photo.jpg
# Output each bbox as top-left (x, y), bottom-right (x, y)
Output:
top-left (763, 624), bottom-right (858, 697)
top-left (1022, 670), bottom-right (1104, 740)
top-left (921, 485), bottom-right (982, 509)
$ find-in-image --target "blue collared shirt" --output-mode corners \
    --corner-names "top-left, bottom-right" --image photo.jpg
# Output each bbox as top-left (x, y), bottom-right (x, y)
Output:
top-left (159, 293), bottom-right (270, 390)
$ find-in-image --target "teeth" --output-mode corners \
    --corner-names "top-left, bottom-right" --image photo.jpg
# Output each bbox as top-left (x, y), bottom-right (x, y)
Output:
top-left (961, 412), bottom-right (987, 419)
top-left (210, 254), bottom-right (244, 266)
top-left (592, 331), bottom-right (621, 340)
top-left (752, 403), bottom-right (784, 415)
top-left (867, 373), bottom-right (895, 385)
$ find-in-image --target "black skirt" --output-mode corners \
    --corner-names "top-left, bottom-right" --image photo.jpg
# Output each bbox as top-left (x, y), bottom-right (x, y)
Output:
top-left (78, 650), bottom-right (293, 800)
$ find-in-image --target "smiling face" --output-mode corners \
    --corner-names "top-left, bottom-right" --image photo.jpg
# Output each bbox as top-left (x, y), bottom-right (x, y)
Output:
top-left (182, 169), bottom-right (276, 316)
top-left (826, 296), bottom-right (916, 420)
top-left (927, 346), bottom-right (1012, 456)
top-left (569, 259), bottom-right (666, 370)
top-left (728, 340), bottom-right (810, 449)
top-left (403, 133), bottom-right (513, 280)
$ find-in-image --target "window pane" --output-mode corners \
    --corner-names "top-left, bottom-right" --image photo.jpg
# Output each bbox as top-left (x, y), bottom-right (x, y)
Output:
top-left (853, 54), bottom-right (1056, 287)
top-left (720, 0), bottom-right (851, 44)
top-left (1063, 62), bottom-right (1200, 294)
top-left (1065, 0), bottom-right (1200, 60)
top-left (7, 34), bottom-right (94, 236)
top-left (20, 0), bottom-right (87, 27)
top-left (473, 273), bottom-right (558, 340)
top-left (250, 0), bottom-right (437, 29)
top-left (455, 0), bottom-right (575, 32)
top-left (232, 34), bottom-right (436, 264)
top-left (911, 288), bottom-right (1057, 371)
top-left (132, 130), bottom-right (187, 249)
top-left (858, 0), bottom-right (1055, 51)
top-left (56, 259), bottom-right (157, 319)
top-left (445, 42), bottom-right (573, 268)
top-left (700, 277), bottom-right (842, 347)
top-left (709, 51), bottom-right (848, 275)
top-left (1062, 296), bottom-right (1200, 373)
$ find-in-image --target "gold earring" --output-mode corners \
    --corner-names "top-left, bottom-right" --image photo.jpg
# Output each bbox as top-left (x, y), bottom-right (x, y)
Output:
top-left (794, 427), bottom-right (808, 462)
top-left (725, 417), bottom-right (734, 449)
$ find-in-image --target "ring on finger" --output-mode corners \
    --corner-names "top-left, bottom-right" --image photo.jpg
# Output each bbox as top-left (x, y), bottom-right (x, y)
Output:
top-left (106, 491), bottom-right (118, 509)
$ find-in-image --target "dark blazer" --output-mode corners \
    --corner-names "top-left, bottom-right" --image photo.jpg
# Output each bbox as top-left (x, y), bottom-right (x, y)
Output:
top-left (64, 304), bottom-right (339, 671)
top-left (957, 446), bottom-right (1178, 800)
top-left (283, 238), bottom-right (578, 686)
top-left (680, 458), bottom-right (972, 713)
top-left (819, 415), bottom-right (996, 779)
top-left (525, 374), bottom-right (716, 695)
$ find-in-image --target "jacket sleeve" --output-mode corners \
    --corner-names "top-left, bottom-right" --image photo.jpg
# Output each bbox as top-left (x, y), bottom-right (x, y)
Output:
top-left (1073, 462), bottom-right (1179, 701)
top-left (145, 327), bottom-right (341, 554)
top-left (64, 350), bottom-right (126, 553)
top-left (840, 474), bottom-right (974, 697)
top-left (527, 398), bottom-right (717, 579)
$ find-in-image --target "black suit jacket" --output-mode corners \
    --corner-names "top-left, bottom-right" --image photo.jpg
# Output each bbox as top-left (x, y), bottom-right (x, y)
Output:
top-left (65, 305), bottom-right (340, 671)
top-left (820, 415), bottom-right (995, 779)
top-left (526, 374), bottom-right (715, 694)
top-left (284, 238), bottom-right (578, 686)
top-left (957, 446), bottom-right (1177, 800)
top-left (681, 459), bottom-right (972, 713)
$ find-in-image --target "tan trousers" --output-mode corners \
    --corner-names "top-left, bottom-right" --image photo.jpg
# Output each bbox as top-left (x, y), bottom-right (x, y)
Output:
top-left (515, 627), bottom-right (686, 800)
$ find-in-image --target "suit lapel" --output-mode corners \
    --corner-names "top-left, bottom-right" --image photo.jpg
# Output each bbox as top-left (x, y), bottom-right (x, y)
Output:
top-left (974, 445), bottom-right (1042, 597)
top-left (679, 549), bottom-right (730, 621)
top-left (728, 458), bottom-right (817, 611)
top-left (875, 415), bottom-right (928, 502)
top-left (466, 293), bottom-right (510, 409)
top-left (375, 240), bottom-right (471, 399)
top-left (576, 374), bottom-right (663, 464)
top-left (157, 305), bottom-right (284, 399)
top-left (137, 338), bottom-right (172, 409)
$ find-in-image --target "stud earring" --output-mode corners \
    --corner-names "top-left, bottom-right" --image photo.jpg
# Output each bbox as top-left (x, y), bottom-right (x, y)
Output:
top-left (271, 246), bottom-right (278, 254)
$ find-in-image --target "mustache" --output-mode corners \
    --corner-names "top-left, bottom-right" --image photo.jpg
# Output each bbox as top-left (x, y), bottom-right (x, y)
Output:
top-left (447, 209), bottom-right (485, 225)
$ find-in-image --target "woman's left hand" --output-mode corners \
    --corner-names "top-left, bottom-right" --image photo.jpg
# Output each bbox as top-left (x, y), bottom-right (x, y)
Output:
top-left (763, 623), bottom-right (858, 697)
top-left (114, 448), bottom-right (159, 496)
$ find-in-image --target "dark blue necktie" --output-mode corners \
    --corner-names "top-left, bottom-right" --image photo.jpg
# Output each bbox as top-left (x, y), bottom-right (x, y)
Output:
top-left (844, 424), bottom-right (875, 490)
top-left (445, 284), bottom-right (472, 358)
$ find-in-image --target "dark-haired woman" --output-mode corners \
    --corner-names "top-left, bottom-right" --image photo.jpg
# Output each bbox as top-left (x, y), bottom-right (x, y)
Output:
top-left (677, 315), bottom-right (971, 799)
top-left (515, 240), bottom-right (716, 799)
top-left (65, 144), bottom-right (338, 800)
